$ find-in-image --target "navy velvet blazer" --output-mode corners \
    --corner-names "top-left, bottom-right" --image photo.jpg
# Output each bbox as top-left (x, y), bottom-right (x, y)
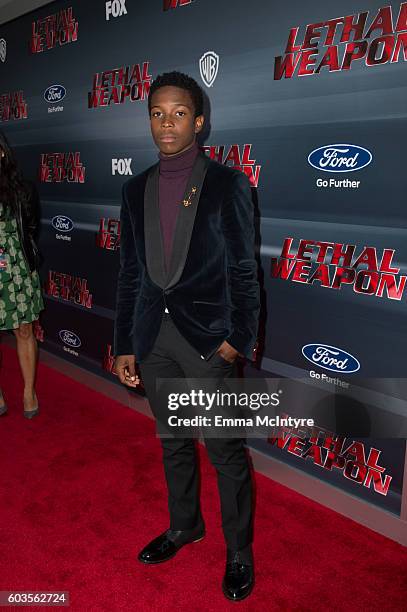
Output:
top-left (114, 152), bottom-right (260, 363)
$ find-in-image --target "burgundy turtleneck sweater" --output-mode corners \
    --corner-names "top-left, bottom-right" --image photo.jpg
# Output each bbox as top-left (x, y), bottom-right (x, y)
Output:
top-left (158, 141), bottom-right (199, 271)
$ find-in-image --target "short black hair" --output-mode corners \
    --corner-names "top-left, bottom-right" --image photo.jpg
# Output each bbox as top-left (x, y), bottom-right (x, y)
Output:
top-left (148, 71), bottom-right (204, 118)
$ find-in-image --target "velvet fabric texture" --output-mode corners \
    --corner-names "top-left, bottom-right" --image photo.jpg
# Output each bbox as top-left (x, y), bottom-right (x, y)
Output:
top-left (114, 152), bottom-right (260, 362)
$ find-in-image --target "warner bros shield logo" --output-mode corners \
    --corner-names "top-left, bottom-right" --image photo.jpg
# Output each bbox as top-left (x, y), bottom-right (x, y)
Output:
top-left (199, 51), bottom-right (219, 87)
top-left (0, 39), bottom-right (6, 63)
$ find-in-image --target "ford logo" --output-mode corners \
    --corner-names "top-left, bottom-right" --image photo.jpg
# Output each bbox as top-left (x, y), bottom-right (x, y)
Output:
top-left (302, 343), bottom-right (360, 374)
top-left (44, 84), bottom-right (66, 103)
top-left (59, 330), bottom-right (81, 348)
top-left (308, 144), bottom-right (372, 173)
top-left (52, 215), bottom-right (73, 232)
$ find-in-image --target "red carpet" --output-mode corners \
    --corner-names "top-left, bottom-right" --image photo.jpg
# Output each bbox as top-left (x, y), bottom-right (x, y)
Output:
top-left (0, 344), bottom-right (406, 611)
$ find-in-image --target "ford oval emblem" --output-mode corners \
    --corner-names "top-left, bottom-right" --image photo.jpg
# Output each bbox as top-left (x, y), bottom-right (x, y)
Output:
top-left (44, 84), bottom-right (66, 103)
top-left (302, 343), bottom-right (360, 374)
top-left (59, 330), bottom-right (81, 348)
top-left (52, 215), bottom-right (74, 232)
top-left (308, 144), bottom-right (372, 173)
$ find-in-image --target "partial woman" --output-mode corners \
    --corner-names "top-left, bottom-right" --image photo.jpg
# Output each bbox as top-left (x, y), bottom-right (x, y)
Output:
top-left (0, 130), bottom-right (44, 418)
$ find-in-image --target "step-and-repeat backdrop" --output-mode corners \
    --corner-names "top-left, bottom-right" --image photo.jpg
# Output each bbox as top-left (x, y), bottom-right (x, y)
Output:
top-left (1, 0), bottom-right (406, 516)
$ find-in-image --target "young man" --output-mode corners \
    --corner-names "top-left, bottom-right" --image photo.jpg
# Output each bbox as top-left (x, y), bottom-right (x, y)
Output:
top-left (114, 72), bottom-right (260, 601)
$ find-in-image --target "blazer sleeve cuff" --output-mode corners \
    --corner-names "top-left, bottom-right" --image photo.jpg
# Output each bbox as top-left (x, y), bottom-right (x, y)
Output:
top-left (113, 330), bottom-right (134, 357)
top-left (226, 329), bottom-right (257, 362)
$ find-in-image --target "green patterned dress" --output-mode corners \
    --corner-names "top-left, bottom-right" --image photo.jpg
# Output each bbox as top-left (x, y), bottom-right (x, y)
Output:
top-left (0, 204), bottom-right (44, 330)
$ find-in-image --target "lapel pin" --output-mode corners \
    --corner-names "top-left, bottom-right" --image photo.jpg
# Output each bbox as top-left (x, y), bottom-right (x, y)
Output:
top-left (182, 186), bottom-right (197, 207)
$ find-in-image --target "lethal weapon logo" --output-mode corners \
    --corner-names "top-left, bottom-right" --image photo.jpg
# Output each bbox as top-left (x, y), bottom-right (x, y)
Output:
top-left (40, 153), bottom-right (85, 183)
top-left (201, 145), bottom-right (261, 187)
top-left (163, 0), bottom-right (194, 10)
top-left (269, 421), bottom-right (392, 496)
top-left (88, 63), bottom-right (152, 108)
top-left (275, 2), bottom-right (407, 79)
top-left (31, 7), bottom-right (78, 53)
top-left (45, 271), bottom-right (92, 309)
top-left (96, 218), bottom-right (121, 250)
top-left (271, 238), bottom-right (406, 301)
top-left (0, 91), bottom-right (28, 122)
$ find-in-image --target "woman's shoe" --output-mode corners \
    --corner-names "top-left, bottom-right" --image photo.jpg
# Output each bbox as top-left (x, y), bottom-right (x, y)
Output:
top-left (23, 393), bottom-right (39, 419)
top-left (24, 405), bottom-right (39, 419)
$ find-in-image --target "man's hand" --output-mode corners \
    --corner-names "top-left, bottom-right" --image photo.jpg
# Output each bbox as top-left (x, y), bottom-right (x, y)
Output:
top-left (216, 341), bottom-right (241, 363)
top-left (114, 354), bottom-right (140, 387)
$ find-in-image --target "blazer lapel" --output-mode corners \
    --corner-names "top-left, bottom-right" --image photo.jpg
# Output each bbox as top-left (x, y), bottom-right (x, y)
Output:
top-left (166, 152), bottom-right (210, 289)
top-left (144, 163), bottom-right (166, 289)
top-left (144, 152), bottom-right (211, 291)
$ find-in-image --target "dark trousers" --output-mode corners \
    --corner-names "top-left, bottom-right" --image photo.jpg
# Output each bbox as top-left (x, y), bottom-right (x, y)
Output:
top-left (138, 313), bottom-right (253, 551)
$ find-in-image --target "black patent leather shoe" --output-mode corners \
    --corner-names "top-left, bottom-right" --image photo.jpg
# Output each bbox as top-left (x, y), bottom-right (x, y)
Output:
top-left (137, 524), bottom-right (205, 564)
top-left (222, 547), bottom-right (254, 601)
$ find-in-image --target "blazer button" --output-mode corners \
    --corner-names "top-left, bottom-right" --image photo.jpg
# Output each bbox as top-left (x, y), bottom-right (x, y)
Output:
top-left (200, 355), bottom-right (205, 360)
